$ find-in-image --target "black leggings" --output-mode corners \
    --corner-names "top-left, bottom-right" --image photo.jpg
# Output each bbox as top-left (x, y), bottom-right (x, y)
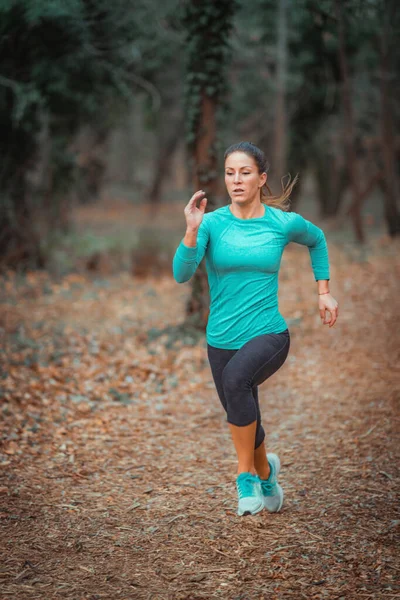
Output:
top-left (207, 329), bottom-right (290, 449)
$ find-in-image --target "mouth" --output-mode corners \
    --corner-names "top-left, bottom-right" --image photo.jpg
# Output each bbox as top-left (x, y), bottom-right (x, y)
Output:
top-left (233, 189), bottom-right (245, 194)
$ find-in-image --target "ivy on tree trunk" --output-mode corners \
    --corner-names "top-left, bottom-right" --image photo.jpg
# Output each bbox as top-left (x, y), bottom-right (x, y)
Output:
top-left (182, 0), bottom-right (237, 329)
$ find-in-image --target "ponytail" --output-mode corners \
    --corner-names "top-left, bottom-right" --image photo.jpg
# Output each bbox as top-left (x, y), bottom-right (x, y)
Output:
top-left (260, 173), bottom-right (299, 212)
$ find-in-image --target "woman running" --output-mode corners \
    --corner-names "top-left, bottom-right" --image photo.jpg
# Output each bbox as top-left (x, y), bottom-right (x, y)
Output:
top-left (172, 141), bottom-right (338, 516)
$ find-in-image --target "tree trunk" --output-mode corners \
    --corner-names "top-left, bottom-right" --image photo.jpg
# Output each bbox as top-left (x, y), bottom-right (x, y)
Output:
top-left (186, 91), bottom-right (219, 329)
top-left (335, 0), bottom-right (365, 242)
top-left (0, 175), bottom-right (45, 270)
top-left (182, 0), bottom-right (236, 329)
top-left (274, 0), bottom-right (288, 179)
top-left (379, 0), bottom-right (400, 236)
top-left (315, 149), bottom-right (348, 218)
top-left (146, 117), bottom-right (184, 216)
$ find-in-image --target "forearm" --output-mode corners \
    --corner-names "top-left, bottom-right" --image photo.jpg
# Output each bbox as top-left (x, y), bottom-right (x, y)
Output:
top-left (183, 227), bottom-right (199, 247)
top-left (172, 226), bottom-right (205, 283)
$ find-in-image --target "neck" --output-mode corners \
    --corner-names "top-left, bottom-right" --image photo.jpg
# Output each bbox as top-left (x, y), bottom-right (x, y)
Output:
top-left (230, 199), bottom-right (265, 220)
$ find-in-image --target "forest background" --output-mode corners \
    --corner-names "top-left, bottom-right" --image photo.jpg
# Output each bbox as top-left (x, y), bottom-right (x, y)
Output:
top-left (0, 1), bottom-right (399, 599)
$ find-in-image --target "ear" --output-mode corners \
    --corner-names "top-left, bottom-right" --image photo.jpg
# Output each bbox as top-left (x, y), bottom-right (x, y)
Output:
top-left (259, 172), bottom-right (267, 188)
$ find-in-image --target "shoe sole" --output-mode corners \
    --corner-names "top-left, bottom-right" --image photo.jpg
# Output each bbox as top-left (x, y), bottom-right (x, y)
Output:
top-left (238, 501), bottom-right (264, 517)
top-left (274, 484), bottom-right (284, 512)
top-left (264, 453), bottom-right (284, 512)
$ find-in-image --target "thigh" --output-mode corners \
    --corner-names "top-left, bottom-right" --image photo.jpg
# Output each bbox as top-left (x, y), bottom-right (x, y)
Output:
top-left (207, 344), bottom-right (237, 409)
top-left (223, 330), bottom-right (290, 389)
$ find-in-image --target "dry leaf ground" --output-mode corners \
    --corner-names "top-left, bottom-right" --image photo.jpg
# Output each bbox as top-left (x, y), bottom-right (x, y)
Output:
top-left (0, 201), bottom-right (399, 599)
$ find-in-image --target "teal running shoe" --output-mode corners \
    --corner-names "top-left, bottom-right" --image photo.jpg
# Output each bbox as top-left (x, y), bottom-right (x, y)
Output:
top-left (236, 472), bottom-right (264, 516)
top-left (259, 453), bottom-right (284, 513)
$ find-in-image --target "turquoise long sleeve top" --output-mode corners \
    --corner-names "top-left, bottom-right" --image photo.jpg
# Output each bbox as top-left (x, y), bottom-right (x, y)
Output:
top-left (172, 204), bottom-right (330, 349)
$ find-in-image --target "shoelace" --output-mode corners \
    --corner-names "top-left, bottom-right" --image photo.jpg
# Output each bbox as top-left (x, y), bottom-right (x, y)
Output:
top-left (260, 466), bottom-right (276, 495)
top-left (236, 475), bottom-right (257, 499)
top-left (260, 478), bottom-right (276, 495)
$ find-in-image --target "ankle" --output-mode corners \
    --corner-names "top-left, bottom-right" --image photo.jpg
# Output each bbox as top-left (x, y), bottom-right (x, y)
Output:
top-left (257, 464), bottom-right (271, 481)
top-left (237, 467), bottom-right (256, 477)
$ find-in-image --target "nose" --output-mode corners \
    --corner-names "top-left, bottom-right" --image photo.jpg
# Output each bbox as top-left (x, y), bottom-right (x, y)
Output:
top-left (233, 172), bottom-right (242, 183)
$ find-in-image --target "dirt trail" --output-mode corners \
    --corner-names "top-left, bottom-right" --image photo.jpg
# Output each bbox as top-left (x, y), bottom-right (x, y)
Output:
top-left (0, 237), bottom-right (399, 599)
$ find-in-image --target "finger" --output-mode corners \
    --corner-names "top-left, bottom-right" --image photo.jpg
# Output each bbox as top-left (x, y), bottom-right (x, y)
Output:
top-left (319, 308), bottom-right (325, 320)
top-left (199, 197), bottom-right (208, 213)
top-left (327, 309), bottom-right (337, 327)
top-left (185, 191), bottom-right (206, 212)
top-left (323, 310), bottom-right (331, 324)
top-left (190, 190), bottom-right (206, 205)
top-left (330, 308), bottom-right (338, 326)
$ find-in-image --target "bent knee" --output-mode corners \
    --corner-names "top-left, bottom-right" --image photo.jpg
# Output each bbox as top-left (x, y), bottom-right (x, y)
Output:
top-left (221, 367), bottom-right (251, 395)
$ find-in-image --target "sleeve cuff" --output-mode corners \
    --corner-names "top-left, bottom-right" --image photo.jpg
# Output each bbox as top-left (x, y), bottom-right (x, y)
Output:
top-left (314, 273), bottom-right (330, 281)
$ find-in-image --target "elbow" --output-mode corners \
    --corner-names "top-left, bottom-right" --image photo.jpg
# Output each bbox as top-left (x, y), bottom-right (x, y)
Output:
top-left (172, 255), bottom-right (196, 283)
top-left (172, 266), bottom-right (191, 284)
top-left (311, 232), bottom-right (327, 251)
top-left (173, 273), bottom-right (190, 284)
top-left (318, 229), bottom-right (327, 246)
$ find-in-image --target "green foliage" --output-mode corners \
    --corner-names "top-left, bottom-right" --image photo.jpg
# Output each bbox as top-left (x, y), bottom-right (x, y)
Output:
top-left (182, 0), bottom-right (238, 148)
top-left (223, 0), bottom-right (395, 170)
top-left (0, 0), bottom-right (183, 268)
top-left (0, 0), bottom-right (139, 187)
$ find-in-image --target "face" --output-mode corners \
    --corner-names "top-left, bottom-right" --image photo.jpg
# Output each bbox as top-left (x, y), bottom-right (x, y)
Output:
top-left (224, 152), bottom-right (267, 204)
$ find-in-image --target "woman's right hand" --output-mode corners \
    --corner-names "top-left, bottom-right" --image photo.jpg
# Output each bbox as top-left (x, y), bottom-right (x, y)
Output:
top-left (184, 190), bottom-right (208, 231)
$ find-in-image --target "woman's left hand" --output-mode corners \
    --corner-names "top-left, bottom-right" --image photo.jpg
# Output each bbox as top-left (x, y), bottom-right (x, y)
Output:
top-left (319, 293), bottom-right (339, 328)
